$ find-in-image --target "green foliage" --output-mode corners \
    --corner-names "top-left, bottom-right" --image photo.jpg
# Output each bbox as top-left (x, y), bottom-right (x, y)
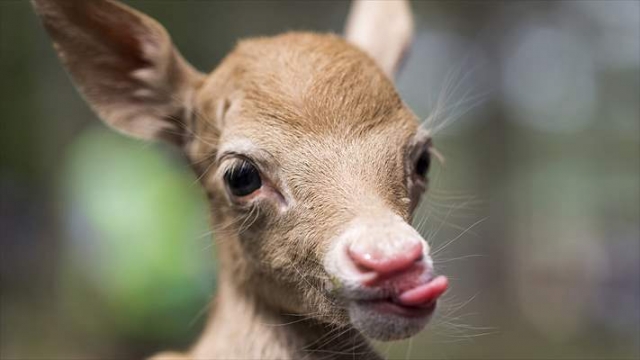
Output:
top-left (60, 127), bottom-right (214, 343)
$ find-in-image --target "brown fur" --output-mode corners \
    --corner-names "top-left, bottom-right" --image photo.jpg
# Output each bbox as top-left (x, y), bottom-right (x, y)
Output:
top-left (185, 33), bottom-right (418, 359)
top-left (32, 1), bottom-right (423, 359)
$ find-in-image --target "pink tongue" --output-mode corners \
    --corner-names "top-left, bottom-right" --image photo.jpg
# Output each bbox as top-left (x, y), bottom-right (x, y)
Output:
top-left (397, 276), bottom-right (448, 307)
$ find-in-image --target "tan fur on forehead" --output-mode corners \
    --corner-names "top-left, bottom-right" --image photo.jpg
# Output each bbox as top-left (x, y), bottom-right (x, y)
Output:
top-left (190, 33), bottom-right (421, 236)
top-left (196, 32), bottom-right (416, 137)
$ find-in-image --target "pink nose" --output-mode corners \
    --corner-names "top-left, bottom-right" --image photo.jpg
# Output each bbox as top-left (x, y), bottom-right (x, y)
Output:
top-left (348, 240), bottom-right (424, 275)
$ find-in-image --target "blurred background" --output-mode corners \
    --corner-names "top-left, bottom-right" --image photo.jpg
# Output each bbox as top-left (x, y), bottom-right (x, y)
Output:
top-left (1, 1), bottom-right (638, 359)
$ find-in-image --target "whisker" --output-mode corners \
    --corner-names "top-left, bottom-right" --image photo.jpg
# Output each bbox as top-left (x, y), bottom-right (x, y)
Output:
top-left (432, 217), bottom-right (487, 256)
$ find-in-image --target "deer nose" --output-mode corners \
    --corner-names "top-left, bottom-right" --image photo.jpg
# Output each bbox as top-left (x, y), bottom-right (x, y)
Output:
top-left (348, 239), bottom-right (424, 275)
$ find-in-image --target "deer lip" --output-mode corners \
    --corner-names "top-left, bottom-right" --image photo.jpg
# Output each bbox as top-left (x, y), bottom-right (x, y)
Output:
top-left (356, 298), bottom-right (436, 318)
top-left (354, 275), bottom-right (448, 318)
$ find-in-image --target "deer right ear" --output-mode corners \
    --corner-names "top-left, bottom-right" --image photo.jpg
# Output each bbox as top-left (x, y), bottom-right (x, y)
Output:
top-left (32, 0), bottom-right (205, 144)
top-left (344, 0), bottom-right (414, 79)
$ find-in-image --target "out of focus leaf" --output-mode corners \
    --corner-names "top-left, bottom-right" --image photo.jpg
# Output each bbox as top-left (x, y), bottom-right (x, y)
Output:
top-left (60, 126), bottom-right (215, 342)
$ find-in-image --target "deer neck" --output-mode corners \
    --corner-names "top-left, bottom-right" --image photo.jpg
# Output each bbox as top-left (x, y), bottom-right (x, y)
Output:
top-left (190, 235), bottom-right (382, 360)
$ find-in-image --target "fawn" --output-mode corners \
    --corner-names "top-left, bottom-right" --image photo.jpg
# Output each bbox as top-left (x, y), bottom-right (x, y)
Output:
top-left (33, 0), bottom-right (449, 358)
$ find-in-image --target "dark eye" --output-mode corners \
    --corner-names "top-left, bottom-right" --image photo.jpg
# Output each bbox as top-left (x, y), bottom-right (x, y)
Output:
top-left (415, 150), bottom-right (430, 178)
top-left (224, 160), bottom-right (262, 197)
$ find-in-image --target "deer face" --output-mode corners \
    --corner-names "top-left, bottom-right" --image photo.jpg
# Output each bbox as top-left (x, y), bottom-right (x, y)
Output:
top-left (185, 34), bottom-right (447, 340)
top-left (33, 0), bottom-right (447, 342)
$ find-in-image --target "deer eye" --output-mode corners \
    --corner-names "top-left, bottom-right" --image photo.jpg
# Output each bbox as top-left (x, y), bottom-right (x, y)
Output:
top-left (224, 160), bottom-right (262, 197)
top-left (415, 150), bottom-right (430, 178)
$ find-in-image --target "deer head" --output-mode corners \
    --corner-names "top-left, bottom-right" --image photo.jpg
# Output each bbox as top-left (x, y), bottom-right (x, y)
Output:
top-left (33, 0), bottom-right (448, 348)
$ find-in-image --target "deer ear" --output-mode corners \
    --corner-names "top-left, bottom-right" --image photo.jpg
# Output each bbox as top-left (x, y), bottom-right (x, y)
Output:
top-left (32, 0), bottom-right (204, 144)
top-left (344, 0), bottom-right (414, 79)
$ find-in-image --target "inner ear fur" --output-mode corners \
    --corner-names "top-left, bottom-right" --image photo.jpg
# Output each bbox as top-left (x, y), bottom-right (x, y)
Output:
top-left (32, 0), bottom-right (205, 144)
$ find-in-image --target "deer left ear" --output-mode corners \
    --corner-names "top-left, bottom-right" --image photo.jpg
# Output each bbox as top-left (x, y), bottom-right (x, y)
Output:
top-left (344, 0), bottom-right (414, 79)
top-left (32, 0), bottom-right (205, 144)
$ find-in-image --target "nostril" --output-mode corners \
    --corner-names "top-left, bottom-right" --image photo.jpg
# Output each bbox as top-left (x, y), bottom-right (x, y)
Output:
top-left (348, 241), bottom-right (424, 275)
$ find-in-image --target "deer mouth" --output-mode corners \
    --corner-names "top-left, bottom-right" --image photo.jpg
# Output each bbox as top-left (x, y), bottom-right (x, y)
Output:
top-left (355, 298), bottom-right (436, 318)
top-left (355, 275), bottom-right (447, 317)
top-left (343, 275), bottom-right (448, 341)
top-left (354, 275), bottom-right (447, 317)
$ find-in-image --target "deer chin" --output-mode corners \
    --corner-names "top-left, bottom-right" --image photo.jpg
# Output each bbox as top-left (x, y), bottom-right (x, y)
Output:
top-left (348, 299), bottom-right (434, 341)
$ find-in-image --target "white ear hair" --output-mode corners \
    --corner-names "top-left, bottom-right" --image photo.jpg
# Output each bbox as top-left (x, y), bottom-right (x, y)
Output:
top-left (345, 0), bottom-right (414, 78)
